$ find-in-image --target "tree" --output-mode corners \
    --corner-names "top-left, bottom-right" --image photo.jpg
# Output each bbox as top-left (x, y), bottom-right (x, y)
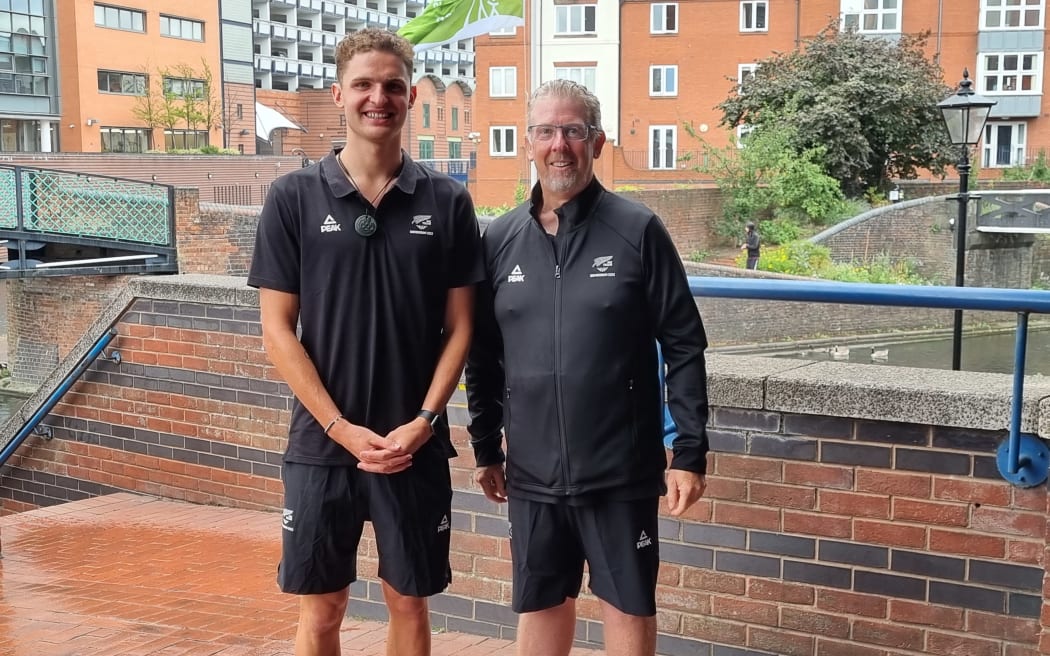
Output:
top-left (718, 23), bottom-right (956, 197)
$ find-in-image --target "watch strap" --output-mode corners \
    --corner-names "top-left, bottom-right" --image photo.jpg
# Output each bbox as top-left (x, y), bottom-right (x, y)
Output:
top-left (416, 409), bottom-right (440, 427)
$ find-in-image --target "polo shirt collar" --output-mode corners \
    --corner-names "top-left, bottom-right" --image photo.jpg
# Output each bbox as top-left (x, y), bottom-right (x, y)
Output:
top-left (321, 148), bottom-right (421, 199)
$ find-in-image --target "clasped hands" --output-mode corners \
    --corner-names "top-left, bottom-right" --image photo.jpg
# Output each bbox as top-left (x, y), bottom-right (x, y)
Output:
top-left (328, 416), bottom-right (434, 474)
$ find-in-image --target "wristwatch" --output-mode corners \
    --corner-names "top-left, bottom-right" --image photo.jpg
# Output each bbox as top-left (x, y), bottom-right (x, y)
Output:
top-left (416, 408), bottom-right (440, 428)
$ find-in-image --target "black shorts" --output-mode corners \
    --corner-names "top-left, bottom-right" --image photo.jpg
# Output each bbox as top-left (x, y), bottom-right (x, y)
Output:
top-left (508, 496), bottom-right (660, 616)
top-left (277, 446), bottom-right (453, 597)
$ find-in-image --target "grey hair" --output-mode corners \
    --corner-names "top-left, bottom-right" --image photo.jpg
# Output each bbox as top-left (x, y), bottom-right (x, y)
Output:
top-left (527, 79), bottom-right (603, 132)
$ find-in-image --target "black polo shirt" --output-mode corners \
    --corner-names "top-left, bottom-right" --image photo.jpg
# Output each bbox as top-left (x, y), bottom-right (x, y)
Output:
top-left (248, 151), bottom-right (484, 465)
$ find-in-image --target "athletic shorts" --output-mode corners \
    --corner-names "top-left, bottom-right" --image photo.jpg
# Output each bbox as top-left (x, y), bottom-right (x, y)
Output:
top-left (277, 444), bottom-right (453, 597)
top-left (508, 496), bottom-right (660, 616)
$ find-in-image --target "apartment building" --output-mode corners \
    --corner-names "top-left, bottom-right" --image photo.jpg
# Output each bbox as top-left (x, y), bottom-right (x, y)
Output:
top-left (471, 0), bottom-right (1050, 207)
top-left (0, 0), bottom-right (60, 153)
top-left (56, 1), bottom-right (222, 153)
top-left (250, 0), bottom-right (477, 161)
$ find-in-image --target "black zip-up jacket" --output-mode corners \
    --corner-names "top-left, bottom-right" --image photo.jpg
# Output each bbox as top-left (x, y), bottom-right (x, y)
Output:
top-left (465, 179), bottom-right (710, 502)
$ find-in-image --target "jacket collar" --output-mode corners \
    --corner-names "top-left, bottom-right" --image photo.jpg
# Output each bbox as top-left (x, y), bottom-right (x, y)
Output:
top-left (321, 148), bottom-right (420, 199)
top-left (529, 177), bottom-right (604, 231)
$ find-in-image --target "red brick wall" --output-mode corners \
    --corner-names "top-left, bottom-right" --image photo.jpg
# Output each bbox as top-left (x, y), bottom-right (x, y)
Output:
top-left (0, 285), bottom-right (1044, 656)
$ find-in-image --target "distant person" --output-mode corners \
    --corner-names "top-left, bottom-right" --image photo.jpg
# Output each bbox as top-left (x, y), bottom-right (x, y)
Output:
top-left (465, 79), bottom-right (710, 656)
top-left (248, 28), bottom-right (483, 656)
top-left (742, 221), bottom-right (760, 269)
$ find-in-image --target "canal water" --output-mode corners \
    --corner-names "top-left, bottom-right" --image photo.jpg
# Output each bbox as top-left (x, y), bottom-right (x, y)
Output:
top-left (756, 327), bottom-right (1050, 376)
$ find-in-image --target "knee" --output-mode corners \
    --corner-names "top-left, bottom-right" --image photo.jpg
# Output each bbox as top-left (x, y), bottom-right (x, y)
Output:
top-left (385, 587), bottom-right (428, 621)
top-left (299, 594), bottom-right (349, 636)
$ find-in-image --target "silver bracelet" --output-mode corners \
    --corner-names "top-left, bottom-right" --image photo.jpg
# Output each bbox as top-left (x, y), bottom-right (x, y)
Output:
top-left (323, 415), bottom-right (343, 435)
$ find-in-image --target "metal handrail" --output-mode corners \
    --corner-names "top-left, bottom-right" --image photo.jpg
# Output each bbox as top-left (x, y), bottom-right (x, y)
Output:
top-left (0, 327), bottom-right (118, 469)
top-left (687, 277), bottom-right (1050, 487)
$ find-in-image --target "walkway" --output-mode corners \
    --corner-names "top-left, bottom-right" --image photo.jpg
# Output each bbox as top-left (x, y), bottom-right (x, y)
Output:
top-left (0, 493), bottom-right (594, 655)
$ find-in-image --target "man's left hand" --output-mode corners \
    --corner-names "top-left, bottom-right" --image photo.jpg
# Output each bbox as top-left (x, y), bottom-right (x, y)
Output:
top-left (665, 470), bottom-right (706, 516)
top-left (387, 417), bottom-right (434, 455)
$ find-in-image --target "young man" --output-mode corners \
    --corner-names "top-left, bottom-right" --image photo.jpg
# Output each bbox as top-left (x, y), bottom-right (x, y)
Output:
top-left (465, 80), bottom-right (710, 656)
top-left (248, 28), bottom-right (483, 656)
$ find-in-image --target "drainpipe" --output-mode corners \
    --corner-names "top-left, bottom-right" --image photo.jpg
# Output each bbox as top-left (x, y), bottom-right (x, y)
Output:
top-left (795, 0), bottom-right (801, 49)
top-left (935, 0), bottom-right (943, 64)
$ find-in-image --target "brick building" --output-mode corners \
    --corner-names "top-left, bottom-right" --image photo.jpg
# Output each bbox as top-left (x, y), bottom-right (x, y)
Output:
top-left (469, 0), bottom-right (1050, 206)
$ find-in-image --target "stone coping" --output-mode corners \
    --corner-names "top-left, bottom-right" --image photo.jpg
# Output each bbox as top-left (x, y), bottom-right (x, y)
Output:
top-left (4, 275), bottom-right (1046, 452)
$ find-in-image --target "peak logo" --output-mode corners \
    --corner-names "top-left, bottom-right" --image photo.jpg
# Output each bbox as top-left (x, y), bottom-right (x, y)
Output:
top-left (321, 214), bottom-right (342, 233)
top-left (507, 264), bottom-right (525, 283)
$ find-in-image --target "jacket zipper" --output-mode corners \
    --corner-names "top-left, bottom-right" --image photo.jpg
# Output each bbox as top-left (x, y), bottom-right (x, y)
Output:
top-left (550, 231), bottom-right (572, 494)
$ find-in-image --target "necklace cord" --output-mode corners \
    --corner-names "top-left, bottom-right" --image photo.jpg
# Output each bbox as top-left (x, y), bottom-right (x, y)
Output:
top-left (337, 154), bottom-right (397, 214)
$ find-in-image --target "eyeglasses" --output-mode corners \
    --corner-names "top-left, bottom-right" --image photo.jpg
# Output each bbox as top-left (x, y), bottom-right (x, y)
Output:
top-left (527, 123), bottom-right (598, 142)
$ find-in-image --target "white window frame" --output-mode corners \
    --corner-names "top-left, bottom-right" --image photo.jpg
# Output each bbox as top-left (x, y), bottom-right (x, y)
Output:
top-left (649, 65), bottom-right (677, 97)
top-left (554, 65), bottom-right (597, 91)
top-left (555, 5), bottom-right (597, 35)
top-left (740, 1), bottom-right (768, 32)
top-left (649, 125), bottom-right (677, 170)
top-left (736, 124), bottom-right (754, 148)
top-left (979, 51), bottom-right (1042, 94)
top-left (489, 25), bottom-right (518, 35)
top-left (489, 66), bottom-right (517, 98)
top-left (982, 121), bottom-right (1027, 167)
top-left (651, 3), bottom-right (678, 33)
top-left (737, 63), bottom-right (759, 92)
top-left (841, 0), bottom-right (901, 33)
top-left (94, 3), bottom-right (145, 32)
top-left (981, 0), bottom-right (1045, 30)
top-left (490, 126), bottom-right (517, 157)
top-left (161, 15), bottom-right (204, 41)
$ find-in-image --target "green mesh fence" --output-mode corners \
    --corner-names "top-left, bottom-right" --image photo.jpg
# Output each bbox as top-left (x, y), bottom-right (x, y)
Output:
top-left (0, 167), bottom-right (173, 246)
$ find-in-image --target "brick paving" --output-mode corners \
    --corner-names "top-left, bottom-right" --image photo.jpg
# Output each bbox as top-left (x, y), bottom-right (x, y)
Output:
top-left (0, 493), bottom-right (596, 656)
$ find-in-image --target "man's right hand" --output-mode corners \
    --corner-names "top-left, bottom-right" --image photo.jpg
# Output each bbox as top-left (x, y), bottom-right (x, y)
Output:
top-left (474, 464), bottom-right (507, 503)
top-left (329, 420), bottom-right (413, 474)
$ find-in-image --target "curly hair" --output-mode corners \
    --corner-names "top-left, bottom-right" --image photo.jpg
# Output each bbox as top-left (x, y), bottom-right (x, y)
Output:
top-left (335, 28), bottom-right (414, 83)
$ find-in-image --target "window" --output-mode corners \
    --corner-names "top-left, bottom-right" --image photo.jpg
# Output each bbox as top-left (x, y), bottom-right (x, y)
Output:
top-left (422, 103), bottom-right (430, 128)
top-left (97, 70), bottom-right (146, 95)
top-left (489, 66), bottom-right (516, 97)
top-left (650, 66), bottom-right (677, 96)
top-left (163, 77), bottom-right (206, 98)
top-left (161, 15), bottom-right (204, 41)
top-left (980, 52), bottom-right (1041, 93)
top-left (651, 3), bottom-right (677, 33)
top-left (554, 66), bottom-right (596, 91)
top-left (164, 129), bottom-right (208, 150)
top-left (489, 24), bottom-right (517, 35)
top-left (490, 126), bottom-right (517, 156)
top-left (101, 127), bottom-right (151, 153)
top-left (982, 0), bottom-right (1044, 29)
top-left (236, 103), bottom-right (243, 120)
top-left (738, 63), bottom-right (759, 92)
top-left (740, 1), bottom-right (767, 31)
top-left (94, 3), bottom-right (145, 32)
top-left (983, 122), bottom-right (1027, 167)
top-left (736, 124), bottom-right (754, 148)
top-left (418, 137), bottom-right (434, 159)
top-left (449, 140), bottom-right (461, 158)
top-left (555, 5), bottom-right (597, 35)
top-left (451, 107), bottom-right (459, 130)
top-left (649, 125), bottom-right (676, 169)
top-left (841, 0), bottom-right (900, 33)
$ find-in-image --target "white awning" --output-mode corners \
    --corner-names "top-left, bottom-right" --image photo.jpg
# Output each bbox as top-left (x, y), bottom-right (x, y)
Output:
top-left (256, 102), bottom-right (305, 141)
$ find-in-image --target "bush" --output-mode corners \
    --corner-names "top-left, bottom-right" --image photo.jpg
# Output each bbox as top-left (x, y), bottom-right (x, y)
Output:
top-left (759, 217), bottom-right (803, 245)
top-left (751, 241), bottom-right (928, 283)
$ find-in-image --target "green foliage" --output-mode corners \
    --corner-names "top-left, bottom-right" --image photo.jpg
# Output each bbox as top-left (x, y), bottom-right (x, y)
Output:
top-left (1002, 150), bottom-right (1050, 182)
top-left (686, 123), bottom-right (848, 239)
top-left (760, 217), bottom-right (803, 245)
top-left (686, 249), bottom-right (710, 262)
top-left (717, 22), bottom-right (955, 197)
top-left (514, 181), bottom-right (528, 205)
top-left (476, 204), bottom-right (513, 217)
top-left (147, 147), bottom-right (239, 155)
top-left (751, 241), bottom-right (929, 283)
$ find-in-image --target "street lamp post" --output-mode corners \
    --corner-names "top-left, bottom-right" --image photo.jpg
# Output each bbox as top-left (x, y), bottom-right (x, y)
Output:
top-left (937, 69), bottom-right (997, 371)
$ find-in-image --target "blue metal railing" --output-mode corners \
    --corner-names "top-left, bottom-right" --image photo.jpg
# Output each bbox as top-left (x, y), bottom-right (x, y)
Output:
top-left (0, 327), bottom-right (118, 469)
top-left (666, 277), bottom-right (1050, 487)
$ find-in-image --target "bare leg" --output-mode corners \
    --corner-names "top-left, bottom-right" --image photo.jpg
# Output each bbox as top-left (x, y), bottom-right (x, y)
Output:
top-left (295, 588), bottom-right (350, 656)
top-left (516, 598), bottom-right (577, 656)
top-left (599, 599), bottom-right (656, 656)
top-left (381, 579), bottom-right (431, 656)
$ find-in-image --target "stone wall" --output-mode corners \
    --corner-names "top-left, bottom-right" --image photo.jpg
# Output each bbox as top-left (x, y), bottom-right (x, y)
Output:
top-left (1, 276), bottom-right (1048, 656)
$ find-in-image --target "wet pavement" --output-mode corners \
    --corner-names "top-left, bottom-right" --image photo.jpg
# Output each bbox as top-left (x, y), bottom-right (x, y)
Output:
top-left (0, 493), bottom-right (593, 655)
